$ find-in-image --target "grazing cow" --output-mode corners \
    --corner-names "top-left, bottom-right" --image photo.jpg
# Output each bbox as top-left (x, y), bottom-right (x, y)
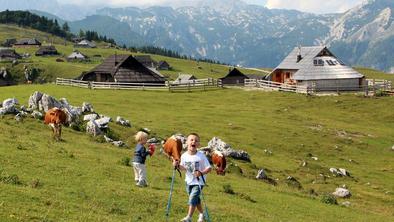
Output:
top-left (163, 135), bottom-right (183, 177)
top-left (212, 150), bottom-right (226, 175)
top-left (44, 107), bottom-right (67, 141)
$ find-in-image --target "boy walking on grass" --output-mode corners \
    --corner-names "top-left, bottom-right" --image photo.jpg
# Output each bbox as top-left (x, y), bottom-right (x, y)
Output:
top-left (132, 131), bottom-right (154, 187)
top-left (174, 133), bottom-right (211, 222)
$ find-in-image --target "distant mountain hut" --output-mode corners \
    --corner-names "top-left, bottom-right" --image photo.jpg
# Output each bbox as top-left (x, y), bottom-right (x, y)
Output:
top-left (78, 54), bottom-right (166, 84)
top-left (71, 37), bottom-right (84, 43)
top-left (35, 45), bottom-right (59, 56)
top-left (268, 46), bottom-right (365, 91)
top-left (0, 48), bottom-right (22, 61)
top-left (13, 38), bottom-right (41, 48)
top-left (67, 51), bottom-right (88, 61)
top-left (0, 67), bottom-right (13, 86)
top-left (174, 74), bottom-right (197, 84)
top-left (157, 60), bottom-right (171, 70)
top-left (134, 55), bottom-right (157, 68)
top-left (74, 40), bottom-right (96, 48)
top-left (220, 68), bottom-right (250, 85)
top-left (2, 38), bottom-right (17, 47)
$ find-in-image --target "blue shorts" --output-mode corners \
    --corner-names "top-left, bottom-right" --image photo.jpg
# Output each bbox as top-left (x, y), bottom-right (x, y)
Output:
top-left (186, 185), bottom-right (203, 206)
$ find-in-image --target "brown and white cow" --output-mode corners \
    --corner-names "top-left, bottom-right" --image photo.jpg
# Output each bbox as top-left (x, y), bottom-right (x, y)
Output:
top-left (44, 107), bottom-right (67, 141)
top-left (212, 150), bottom-right (226, 175)
top-left (162, 135), bottom-right (183, 177)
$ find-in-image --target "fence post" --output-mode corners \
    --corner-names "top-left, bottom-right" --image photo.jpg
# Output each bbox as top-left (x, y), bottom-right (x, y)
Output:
top-left (373, 79), bottom-right (376, 96)
top-left (188, 82), bottom-right (191, 92)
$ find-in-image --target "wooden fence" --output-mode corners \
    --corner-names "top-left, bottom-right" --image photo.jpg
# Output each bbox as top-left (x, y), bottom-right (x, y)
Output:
top-left (245, 79), bottom-right (392, 95)
top-left (56, 78), bottom-right (223, 92)
top-left (245, 79), bottom-right (309, 94)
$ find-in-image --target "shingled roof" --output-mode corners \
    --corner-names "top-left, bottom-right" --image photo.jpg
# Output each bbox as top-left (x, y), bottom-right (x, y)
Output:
top-left (272, 46), bottom-right (363, 80)
top-left (81, 54), bottom-right (165, 83)
top-left (14, 38), bottom-right (41, 46)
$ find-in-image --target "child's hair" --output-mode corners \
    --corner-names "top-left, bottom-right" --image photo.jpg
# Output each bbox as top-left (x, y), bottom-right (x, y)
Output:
top-left (135, 131), bottom-right (148, 142)
top-left (187, 133), bottom-right (200, 141)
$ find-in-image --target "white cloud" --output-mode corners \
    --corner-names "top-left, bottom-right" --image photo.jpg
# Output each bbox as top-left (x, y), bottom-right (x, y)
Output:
top-left (265, 0), bottom-right (364, 14)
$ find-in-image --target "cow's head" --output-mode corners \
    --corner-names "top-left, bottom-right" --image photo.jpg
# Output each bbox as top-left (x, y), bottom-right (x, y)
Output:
top-left (213, 151), bottom-right (226, 176)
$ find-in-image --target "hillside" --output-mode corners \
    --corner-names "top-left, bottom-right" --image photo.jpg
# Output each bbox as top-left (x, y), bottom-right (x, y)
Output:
top-left (0, 84), bottom-right (393, 221)
top-left (0, 24), bottom-right (266, 83)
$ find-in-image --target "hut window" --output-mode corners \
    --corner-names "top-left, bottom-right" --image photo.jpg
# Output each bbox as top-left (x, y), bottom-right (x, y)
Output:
top-left (326, 60), bottom-right (336, 66)
top-left (313, 59), bottom-right (324, 66)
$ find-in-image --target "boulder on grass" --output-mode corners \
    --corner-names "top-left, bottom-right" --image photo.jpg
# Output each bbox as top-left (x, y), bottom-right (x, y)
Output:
top-left (332, 188), bottom-right (351, 198)
top-left (86, 120), bottom-right (102, 136)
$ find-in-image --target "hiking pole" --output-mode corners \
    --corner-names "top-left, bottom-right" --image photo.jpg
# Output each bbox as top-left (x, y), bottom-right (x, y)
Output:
top-left (197, 175), bottom-right (211, 222)
top-left (165, 167), bottom-right (176, 222)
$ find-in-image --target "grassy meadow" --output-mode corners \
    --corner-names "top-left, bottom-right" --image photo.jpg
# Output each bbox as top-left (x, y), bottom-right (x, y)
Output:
top-left (1, 23), bottom-right (394, 222)
top-left (0, 84), bottom-right (393, 222)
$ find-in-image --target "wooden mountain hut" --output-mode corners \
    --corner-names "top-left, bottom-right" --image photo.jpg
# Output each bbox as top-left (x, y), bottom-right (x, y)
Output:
top-left (35, 45), bottom-right (59, 56)
top-left (268, 46), bottom-right (365, 91)
top-left (220, 68), bottom-right (249, 85)
top-left (75, 40), bottom-right (96, 48)
top-left (78, 54), bottom-right (166, 84)
top-left (2, 38), bottom-right (17, 47)
top-left (157, 60), bottom-right (171, 70)
top-left (0, 48), bottom-right (21, 61)
top-left (67, 51), bottom-right (88, 61)
top-left (174, 74), bottom-right (197, 84)
top-left (13, 38), bottom-right (41, 47)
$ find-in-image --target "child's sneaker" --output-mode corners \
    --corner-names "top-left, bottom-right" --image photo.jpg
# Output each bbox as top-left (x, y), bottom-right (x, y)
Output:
top-left (180, 216), bottom-right (192, 222)
top-left (136, 180), bottom-right (147, 187)
top-left (197, 213), bottom-right (205, 222)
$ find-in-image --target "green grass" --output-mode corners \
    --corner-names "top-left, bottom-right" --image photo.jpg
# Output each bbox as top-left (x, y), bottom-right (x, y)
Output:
top-left (0, 84), bottom-right (393, 221)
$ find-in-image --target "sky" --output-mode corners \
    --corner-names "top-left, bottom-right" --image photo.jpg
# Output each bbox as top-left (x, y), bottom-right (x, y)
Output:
top-left (57, 0), bottom-right (366, 14)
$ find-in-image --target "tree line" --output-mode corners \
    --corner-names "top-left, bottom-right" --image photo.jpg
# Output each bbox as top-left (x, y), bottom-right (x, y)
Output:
top-left (130, 45), bottom-right (227, 65)
top-left (0, 10), bottom-right (225, 65)
top-left (0, 10), bottom-right (116, 45)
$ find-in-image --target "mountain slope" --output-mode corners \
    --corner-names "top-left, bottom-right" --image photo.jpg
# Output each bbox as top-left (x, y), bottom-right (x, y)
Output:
top-left (92, 0), bottom-right (394, 71)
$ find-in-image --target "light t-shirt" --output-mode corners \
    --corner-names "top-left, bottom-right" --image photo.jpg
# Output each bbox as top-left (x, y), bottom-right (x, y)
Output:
top-left (180, 151), bottom-right (211, 185)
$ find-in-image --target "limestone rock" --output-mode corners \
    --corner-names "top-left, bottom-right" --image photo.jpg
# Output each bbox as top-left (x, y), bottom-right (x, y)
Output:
top-left (28, 91), bottom-right (43, 110)
top-left (112, 141), bottom-right (125, 147)
top-left (95, 116), bottom-right (111, 129)
top-left (104, 135), bottom-right (114, 143)
top-left (31, 111), bottom-right (43, 120)
top-left (83, 114), bottom-right (98, 121)
top-left (38, 94), bottom-right (61, 112)
top-left (82, 102), bottom-right (93, 113)
top-left (207, 137), bottom-right (251, 162)
top-left (86, 120), bottom-right (102, 136)
top-left (333, 188), bottom-right (351, 198)
top-left (116, 116), bottom-right (131, 127)
top-left (256, 169), bottom-right (268, 180)
top-left (2, 98), bottom-right (18, 108)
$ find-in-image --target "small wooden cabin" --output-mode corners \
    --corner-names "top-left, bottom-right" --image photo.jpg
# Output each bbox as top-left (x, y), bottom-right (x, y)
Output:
top-left (0, 48), bottom-right (21, 61)
top-left (268, 46), bottom-right (365, 91)
top-left (220, 68), bottom-right (249, 85)
top-left (67, 51), bottom-right (87, 61)
top-left (35, 46), bottom-right (59, 56)
top-left (75, 40), bottom-right (96, 48)
top-left (13, 38), bottom-right (41, 48)
top-left (174, 74), bottom-right (197, 84)
top-left (78, 54), bottom-right (166, 84)
top-left (157, 60), bottom-right (171, 70)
